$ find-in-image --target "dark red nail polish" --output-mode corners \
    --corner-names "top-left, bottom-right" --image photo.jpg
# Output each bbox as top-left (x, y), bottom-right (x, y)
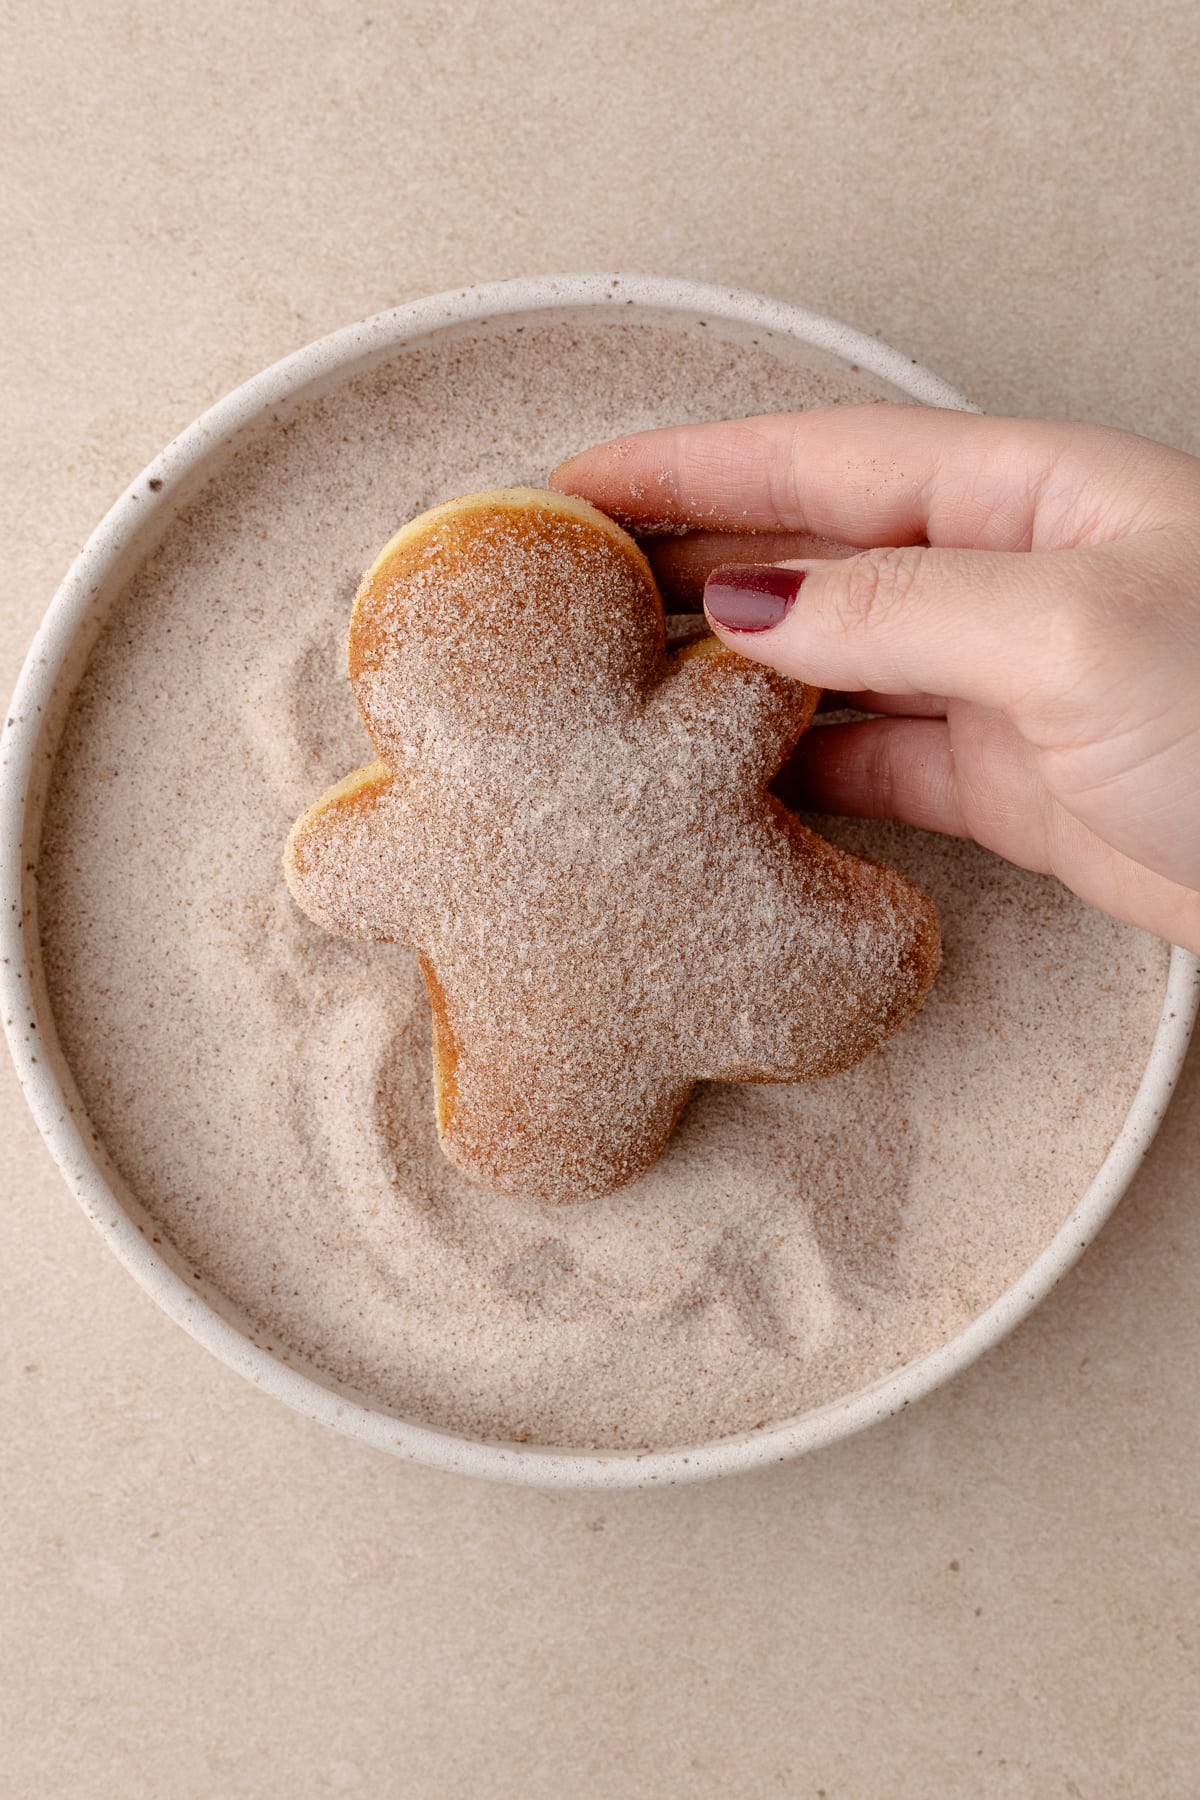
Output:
top-left (704, 565), bottom-right (806, 632)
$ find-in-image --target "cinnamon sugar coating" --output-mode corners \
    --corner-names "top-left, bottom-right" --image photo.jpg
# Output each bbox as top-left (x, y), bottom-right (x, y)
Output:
top-left (284, 488), bottom-right (940, 1201)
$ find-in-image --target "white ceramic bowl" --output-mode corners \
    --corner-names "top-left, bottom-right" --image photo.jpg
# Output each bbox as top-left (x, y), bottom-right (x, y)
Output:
top-left (3, 274), bottom-right (1198, 1488)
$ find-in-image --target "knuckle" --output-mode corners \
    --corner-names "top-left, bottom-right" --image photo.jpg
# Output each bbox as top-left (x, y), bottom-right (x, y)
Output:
top-left (1044, 588), bottom-right (1098, 676)
top-left (1036, 565), bottom-right (1122, 691)
top-left (1008, 557), bottom-right (1127, 720)
top-left (831, 546), bottom-right (925, 636)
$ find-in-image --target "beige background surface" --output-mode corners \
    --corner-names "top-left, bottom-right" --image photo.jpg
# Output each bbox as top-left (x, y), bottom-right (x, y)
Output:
top-left (3, 3), bottom-right (1199, 1794)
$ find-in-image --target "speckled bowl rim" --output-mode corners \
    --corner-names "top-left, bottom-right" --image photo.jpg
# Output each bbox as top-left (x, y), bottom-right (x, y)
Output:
top-left (3, 273), bottom-right (1197, 1489)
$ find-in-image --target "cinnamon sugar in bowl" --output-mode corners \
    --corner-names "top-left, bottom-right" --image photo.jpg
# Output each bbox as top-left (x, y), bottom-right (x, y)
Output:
top-left (3, 275), bottom-right (1197, 1488)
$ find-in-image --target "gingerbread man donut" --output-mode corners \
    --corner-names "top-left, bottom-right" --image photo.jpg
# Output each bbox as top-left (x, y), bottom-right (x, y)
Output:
top-left (284, 488), bottom-right (940, 1202)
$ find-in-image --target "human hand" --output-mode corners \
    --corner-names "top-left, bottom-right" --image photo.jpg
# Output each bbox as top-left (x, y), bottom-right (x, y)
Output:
top-left (551, 406), bottom-right (1200, 951)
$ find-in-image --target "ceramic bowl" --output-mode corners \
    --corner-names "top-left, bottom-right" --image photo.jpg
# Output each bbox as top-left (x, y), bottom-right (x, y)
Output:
top-left (3, 274), bottom-right (1197, 1488)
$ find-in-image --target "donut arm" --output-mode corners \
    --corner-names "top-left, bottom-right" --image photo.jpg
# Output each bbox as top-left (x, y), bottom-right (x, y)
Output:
top-left (650, 635), bottom-right (820, 782)
top-left (283, 760), bottom-right (424, 944)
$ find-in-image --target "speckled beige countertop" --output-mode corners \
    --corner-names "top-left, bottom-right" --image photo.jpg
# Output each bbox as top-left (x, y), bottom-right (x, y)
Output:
top-left (3, 4), bottom-right (1199, 1795)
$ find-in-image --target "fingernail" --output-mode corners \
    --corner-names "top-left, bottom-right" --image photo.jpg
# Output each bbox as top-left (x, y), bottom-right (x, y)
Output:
top-left (704, 565), bottom-right (806, 632)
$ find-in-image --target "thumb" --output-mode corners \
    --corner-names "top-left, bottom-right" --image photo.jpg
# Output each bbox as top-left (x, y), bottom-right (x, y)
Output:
top-left (702, 544), bottom-right (1091, 712)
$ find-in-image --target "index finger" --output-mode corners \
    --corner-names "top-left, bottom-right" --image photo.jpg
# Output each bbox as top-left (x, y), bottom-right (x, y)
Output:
top-left (549, 406), bottom-right (1181, 552)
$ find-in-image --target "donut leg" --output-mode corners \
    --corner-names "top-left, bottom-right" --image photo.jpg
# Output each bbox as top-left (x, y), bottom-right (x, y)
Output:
top-left (419, 963), bottom-right (693, 1202)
